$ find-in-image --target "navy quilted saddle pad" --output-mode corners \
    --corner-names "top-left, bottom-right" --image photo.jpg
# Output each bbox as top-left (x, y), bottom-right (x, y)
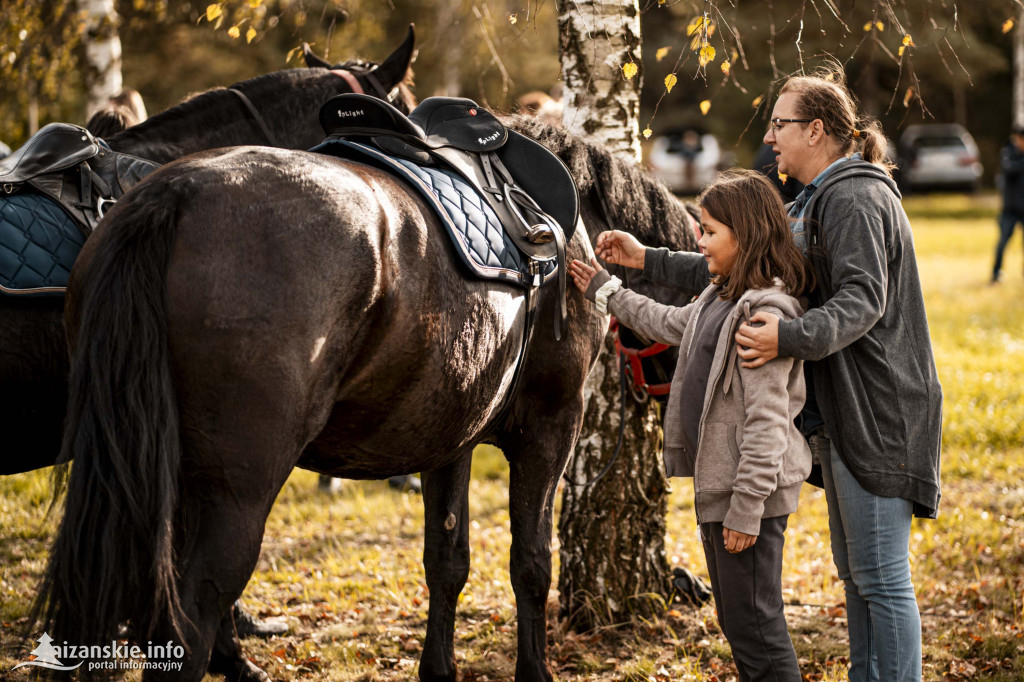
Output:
top-left (0, 192), bottom-right (85, 297)
top-left (311, 139), bottom-right (555, 288)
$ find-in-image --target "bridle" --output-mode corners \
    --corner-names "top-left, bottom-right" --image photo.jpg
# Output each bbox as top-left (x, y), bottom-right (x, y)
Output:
top-left (225, 63), bottom-right (403, 149)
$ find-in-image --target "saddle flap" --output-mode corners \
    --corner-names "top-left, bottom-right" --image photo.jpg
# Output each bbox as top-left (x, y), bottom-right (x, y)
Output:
top-left (496, 130), bottom-right (579, 242)
top-left (409, 97), bottom-right (508, 152)
top-left (0, 123), bottom-right (100, 185)
top-left (319, 93), bottom-right (425, 141)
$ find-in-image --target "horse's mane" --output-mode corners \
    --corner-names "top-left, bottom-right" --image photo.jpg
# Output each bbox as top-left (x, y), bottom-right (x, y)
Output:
top-left (504, 115), bottom-right (699, 254)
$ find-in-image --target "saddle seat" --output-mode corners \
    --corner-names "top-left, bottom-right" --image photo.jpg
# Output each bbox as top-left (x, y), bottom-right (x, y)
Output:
top-left (0, 123), bottom-right (161, 297)
top-left (318, 94), bottom-right (578, 338)
top-left (0, 123), bottom-right (161, 234)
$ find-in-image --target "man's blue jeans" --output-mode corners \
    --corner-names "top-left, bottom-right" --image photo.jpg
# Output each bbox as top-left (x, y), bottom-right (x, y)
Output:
top-left (814, 435), bottom-right (922, 681)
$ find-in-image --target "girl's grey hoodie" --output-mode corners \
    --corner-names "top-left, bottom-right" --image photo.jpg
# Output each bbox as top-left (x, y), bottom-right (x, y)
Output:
top-left (607, 281), bottom-right (812, 536)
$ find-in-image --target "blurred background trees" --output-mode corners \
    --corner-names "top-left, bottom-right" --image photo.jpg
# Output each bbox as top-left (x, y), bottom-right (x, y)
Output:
top-left (2, 0), bottom-right (1021, 178)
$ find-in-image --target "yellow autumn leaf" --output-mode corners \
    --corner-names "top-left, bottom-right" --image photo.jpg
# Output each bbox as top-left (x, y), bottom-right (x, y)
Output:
top-left (508, 13), bottom-right (518, 25)
top-left (246, 26), bottom-right (257, 43)
top-left (898, 45), bottom-right (906, 57)
top-left (1003, 18), bottom-right (1015, 33)
top-left (700, 100), bottom-right (711, 115)
top-left (643, 127), bottom-right (653, 138)
top-left (205, 3), bottom-right (222, 22)
top-left (902, 34), bottom-right (914, 46)
top-left (903, 86), bottom-right (915, 107)
top-left (698, 44), bottom-right (716, 66)
top-left (248, 0), bottom-right (262, 7)
top-left (707, 24), bottom-right (716, 37)
top-left (687, 16), bottom-right (707, 36)
top-left (863, 21), bottom-right (873, 31)
top-left (721, 60), bottom-right (731, 76)
top-left (752, 94), bottom-right (764, 108)
top-left (228, 25), bottom-right (240, 38)
top-left (659, 0), bottom-right (666, 4)
top-left (876, 21), bottom-right (884, 31)
top-left (622, 62), bottom-right (638, 80)
top-left (778, 171), bottom-right (789, 184)
top-left (664, 73), bottom-right (678, 93)
top-left (656, 46), bottom-right (670, 62)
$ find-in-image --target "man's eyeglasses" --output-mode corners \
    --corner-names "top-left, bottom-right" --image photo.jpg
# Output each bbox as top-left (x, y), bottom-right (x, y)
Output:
top-left (769, 118), bottom-right (813, 133)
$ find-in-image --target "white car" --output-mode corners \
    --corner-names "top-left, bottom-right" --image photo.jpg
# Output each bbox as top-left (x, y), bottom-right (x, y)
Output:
top-left (898, 124), bottom-right (983, 193)
top-left (648, 129), bottom-right (721, 195)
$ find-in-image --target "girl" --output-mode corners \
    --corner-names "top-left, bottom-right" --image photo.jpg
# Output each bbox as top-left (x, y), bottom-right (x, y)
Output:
top-left (569, 170), bottom-right (812, 681)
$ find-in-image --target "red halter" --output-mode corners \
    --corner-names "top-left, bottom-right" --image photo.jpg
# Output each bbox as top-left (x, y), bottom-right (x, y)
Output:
top-left (610, 317), bottom-right (672, 401)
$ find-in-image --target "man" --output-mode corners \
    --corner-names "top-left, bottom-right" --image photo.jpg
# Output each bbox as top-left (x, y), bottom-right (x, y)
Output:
top-left (992, 126), bottom-right (1024, 283)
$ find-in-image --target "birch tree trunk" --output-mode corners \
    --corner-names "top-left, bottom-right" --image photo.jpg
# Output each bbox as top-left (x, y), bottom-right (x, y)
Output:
top-left (1015, 6), bottom-right (1024, 128)
top-left (79, 0), bottom-right (122, 118)
top-left (555, 0), bottom-right (672, 631)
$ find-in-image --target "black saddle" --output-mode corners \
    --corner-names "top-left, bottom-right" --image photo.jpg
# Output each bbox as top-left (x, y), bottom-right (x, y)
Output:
top-left (0, 123), bottom-right (161, 234)
top-left (319, 94), bottom-right (578, 338)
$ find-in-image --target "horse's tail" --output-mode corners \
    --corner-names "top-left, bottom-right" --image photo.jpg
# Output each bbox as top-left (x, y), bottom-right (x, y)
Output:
top-left (34, 178), bottom-right (187, 647)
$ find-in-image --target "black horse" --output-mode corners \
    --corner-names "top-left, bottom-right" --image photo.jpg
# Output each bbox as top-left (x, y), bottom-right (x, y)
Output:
top-left (0, 30), bottom-right (415, 477)
top-left (36, 116), bottom-right (697, 681)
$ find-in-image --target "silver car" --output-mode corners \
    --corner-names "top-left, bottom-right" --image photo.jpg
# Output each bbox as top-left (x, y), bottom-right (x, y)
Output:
top-left (898, 124), bottom-right (983, 193)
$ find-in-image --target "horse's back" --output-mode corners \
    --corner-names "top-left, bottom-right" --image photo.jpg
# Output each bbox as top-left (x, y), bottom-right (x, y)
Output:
top-left (92, 147), bottom-right (529, 477)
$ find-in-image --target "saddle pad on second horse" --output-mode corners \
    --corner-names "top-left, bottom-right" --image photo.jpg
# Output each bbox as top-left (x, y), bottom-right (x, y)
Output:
top-left (0, 192), bottom-right (85, 297)
top-left (312, 138), bottom-right (555, 288)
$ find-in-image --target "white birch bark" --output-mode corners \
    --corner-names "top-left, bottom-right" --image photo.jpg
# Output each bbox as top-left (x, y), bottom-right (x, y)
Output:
top-left (1015, 6), bottom-right (1024, 128)
top-left (79, 0), bottom-right (122, 118)
top-left (556, 0), bottom-right (671, 630)
top-left (558, 0), bottom-right (642, 163)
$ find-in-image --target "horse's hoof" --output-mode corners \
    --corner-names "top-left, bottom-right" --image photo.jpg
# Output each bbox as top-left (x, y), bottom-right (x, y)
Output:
top-left (234, 603), bottom-right (289, 638)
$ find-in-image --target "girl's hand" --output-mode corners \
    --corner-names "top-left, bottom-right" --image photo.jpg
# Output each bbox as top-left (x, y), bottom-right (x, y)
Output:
top-left (723, 527), bottom-right (757, 553)
top-left (595, 231), bottom-right (646, 269)
top-left (569, 258), bottom-right (603, 294)
top-left (735, 312), bottom-right (780, 368)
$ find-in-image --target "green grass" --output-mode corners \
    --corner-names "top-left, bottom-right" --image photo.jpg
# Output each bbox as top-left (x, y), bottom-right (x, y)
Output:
top-left (2, 192), bottom-right (1023, 680)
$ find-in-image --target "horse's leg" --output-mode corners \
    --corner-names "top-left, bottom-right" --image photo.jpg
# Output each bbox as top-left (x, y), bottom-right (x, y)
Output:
top-left (142, 424), bottom-right (299, 681)
top-left (504, 421), bottom-right (581, 682)
top-left (419, 447), bottom-right (474, 682)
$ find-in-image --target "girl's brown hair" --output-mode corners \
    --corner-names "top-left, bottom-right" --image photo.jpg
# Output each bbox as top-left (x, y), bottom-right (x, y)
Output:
top-left (780, 65), bottom-right (893, 175)
top-left (698, 170), bottom-right (814, 301)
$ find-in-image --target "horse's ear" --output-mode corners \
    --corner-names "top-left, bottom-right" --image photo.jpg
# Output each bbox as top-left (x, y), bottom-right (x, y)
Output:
top-left (302, 43), bottom-right (333, 69)
top-left (373, 24), bottom-right (416, 91)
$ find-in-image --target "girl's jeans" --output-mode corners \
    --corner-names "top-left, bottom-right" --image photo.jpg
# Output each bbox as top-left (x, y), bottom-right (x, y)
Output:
top-left (814, 434), bottom-right (922, 681)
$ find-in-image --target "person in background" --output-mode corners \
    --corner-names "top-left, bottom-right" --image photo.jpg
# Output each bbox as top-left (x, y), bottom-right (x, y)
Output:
top-left (992, 126), bottom-right (1024, 283)
top-left (86, 87), bottom-right (149, 139)
top-left (752, 142), bottom-right (804, 202)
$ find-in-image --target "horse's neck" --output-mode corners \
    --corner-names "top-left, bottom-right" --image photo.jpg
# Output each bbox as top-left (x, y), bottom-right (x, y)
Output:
top-left (107, 80), bottom-right (329, 163)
